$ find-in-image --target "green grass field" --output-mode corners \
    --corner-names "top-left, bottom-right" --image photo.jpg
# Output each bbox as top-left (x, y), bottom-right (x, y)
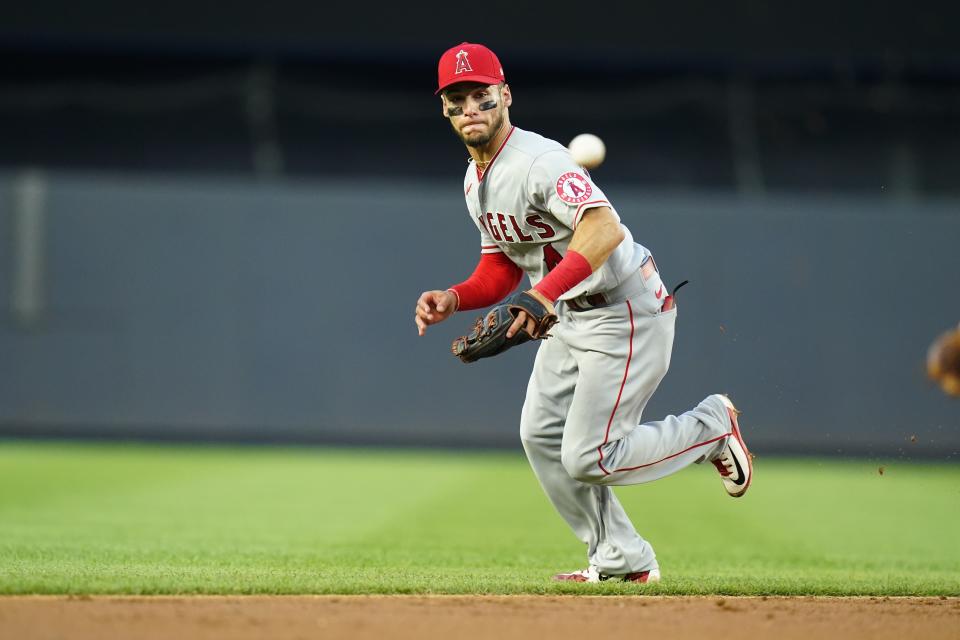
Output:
top-left (1, 441), bottom-right (957, 596)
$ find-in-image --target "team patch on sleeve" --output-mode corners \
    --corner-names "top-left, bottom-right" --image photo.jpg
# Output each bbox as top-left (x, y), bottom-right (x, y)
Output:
top-left (555, 172), bottom-right (593, 204)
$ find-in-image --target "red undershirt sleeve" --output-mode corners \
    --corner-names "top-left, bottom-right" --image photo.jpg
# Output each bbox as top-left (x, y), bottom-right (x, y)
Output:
top-left (448, 253), bottom-right (524, 311)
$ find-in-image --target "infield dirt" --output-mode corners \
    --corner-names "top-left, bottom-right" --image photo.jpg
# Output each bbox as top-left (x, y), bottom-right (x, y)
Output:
top-left (1, 595), bottom-right (958, 639)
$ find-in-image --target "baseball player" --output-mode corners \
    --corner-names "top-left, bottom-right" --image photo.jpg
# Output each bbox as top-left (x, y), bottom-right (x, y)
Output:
top-left (415, 42), bottom-right (753, 583)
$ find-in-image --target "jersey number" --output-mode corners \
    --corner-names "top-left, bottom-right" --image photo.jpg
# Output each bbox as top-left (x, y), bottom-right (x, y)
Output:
top-left (543, 243), bottom-right (563, 272)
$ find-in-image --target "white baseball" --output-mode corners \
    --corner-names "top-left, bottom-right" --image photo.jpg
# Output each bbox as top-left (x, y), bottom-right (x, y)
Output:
top-left (568, 133), bottom-right (606, 170)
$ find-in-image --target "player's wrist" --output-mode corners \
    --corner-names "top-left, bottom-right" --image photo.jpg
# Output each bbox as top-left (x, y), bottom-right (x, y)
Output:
top-left (445, 288), bottom-right (460, 313)
top-left (525, 288), bottom-right (554, 310)
top-left (533, 250), bottom-right (593, 302)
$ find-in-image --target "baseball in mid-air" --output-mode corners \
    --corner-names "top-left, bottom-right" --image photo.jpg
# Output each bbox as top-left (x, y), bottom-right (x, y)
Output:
top-left (568, 133), bottom-right (606, 170)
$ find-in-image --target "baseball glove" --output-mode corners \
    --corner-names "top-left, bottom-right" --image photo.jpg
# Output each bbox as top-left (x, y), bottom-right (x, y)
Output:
top-left (927, 324), bottom-right (960, 397)
top-left (452, 291), bottom-right (558, 363)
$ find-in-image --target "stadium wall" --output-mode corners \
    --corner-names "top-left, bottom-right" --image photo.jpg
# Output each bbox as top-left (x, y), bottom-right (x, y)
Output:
top-left (1, 171), bottom-right (957, 455)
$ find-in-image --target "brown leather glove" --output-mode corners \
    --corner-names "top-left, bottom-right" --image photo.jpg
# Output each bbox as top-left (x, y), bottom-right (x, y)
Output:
top-left (451, 291), bottom-right (558, 363)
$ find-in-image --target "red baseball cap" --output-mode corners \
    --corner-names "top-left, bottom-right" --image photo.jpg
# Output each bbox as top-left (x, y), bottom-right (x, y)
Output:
top-left (436, 42), bottom-right (505, 95)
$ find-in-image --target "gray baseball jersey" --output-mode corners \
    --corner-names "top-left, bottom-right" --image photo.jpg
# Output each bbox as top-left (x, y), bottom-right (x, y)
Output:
top-left (463, 126), bottom-right (648, 301)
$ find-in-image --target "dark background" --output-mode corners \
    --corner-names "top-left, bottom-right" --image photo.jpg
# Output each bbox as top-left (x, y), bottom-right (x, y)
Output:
top-left (3, 0), bottom-right (960, 192)
top-left (1, 1), bottom-right (958, 456)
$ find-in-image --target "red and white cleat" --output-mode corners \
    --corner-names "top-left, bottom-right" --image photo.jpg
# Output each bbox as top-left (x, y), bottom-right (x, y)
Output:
top-left (553, 566), bottom-right (661, 583)
top-left (711, 395), bottom-right (753, 498)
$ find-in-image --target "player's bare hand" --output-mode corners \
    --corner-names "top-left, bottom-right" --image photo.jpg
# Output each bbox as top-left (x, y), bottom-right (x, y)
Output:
top-left (506, 289), bottom-right (555, 338)
top-left (415, 289), bottom-right (458, 336)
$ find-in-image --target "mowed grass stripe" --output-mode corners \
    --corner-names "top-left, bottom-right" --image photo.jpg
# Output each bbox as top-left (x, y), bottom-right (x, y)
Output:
top-left (0, 442), bottom-right (957, 595)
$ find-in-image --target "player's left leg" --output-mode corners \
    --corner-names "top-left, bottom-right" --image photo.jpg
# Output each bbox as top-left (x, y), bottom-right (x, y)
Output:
top-left (520, 312), bottom-right (658, 577)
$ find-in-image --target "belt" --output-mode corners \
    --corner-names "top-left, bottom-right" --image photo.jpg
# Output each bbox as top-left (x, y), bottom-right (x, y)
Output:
top-left (565, 256), bottom-right (658, 312)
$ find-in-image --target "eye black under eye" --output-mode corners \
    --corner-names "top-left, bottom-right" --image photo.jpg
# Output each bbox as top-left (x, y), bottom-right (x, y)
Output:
top-left (446, 106), bottom-right (464, 116)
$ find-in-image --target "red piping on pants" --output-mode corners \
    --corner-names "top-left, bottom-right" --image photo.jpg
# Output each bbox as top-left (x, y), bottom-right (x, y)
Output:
top-left (596, 300), bottom-right (635, 476)
top-left (612, 432), bottom-right (732, 473)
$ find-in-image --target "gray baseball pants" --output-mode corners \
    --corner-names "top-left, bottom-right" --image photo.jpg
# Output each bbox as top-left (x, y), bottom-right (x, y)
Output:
top-left (519, 263), bottom-right (733, 575)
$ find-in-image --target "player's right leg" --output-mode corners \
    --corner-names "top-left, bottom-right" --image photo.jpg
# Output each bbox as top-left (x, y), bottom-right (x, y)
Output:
top-left (557, 275), bottom-right (738, 489)
top-left (520, 319), bottom-right (657, 578)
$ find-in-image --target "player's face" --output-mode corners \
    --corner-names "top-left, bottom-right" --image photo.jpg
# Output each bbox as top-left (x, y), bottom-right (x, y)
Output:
top-left (441, 83), bottom-right (511, 148)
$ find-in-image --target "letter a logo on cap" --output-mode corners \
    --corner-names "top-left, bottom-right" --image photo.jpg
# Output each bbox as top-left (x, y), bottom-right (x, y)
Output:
top-left (436, 43), bottom-right (504, 94)
top-left (455, 50), bottom-right (473, 75)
